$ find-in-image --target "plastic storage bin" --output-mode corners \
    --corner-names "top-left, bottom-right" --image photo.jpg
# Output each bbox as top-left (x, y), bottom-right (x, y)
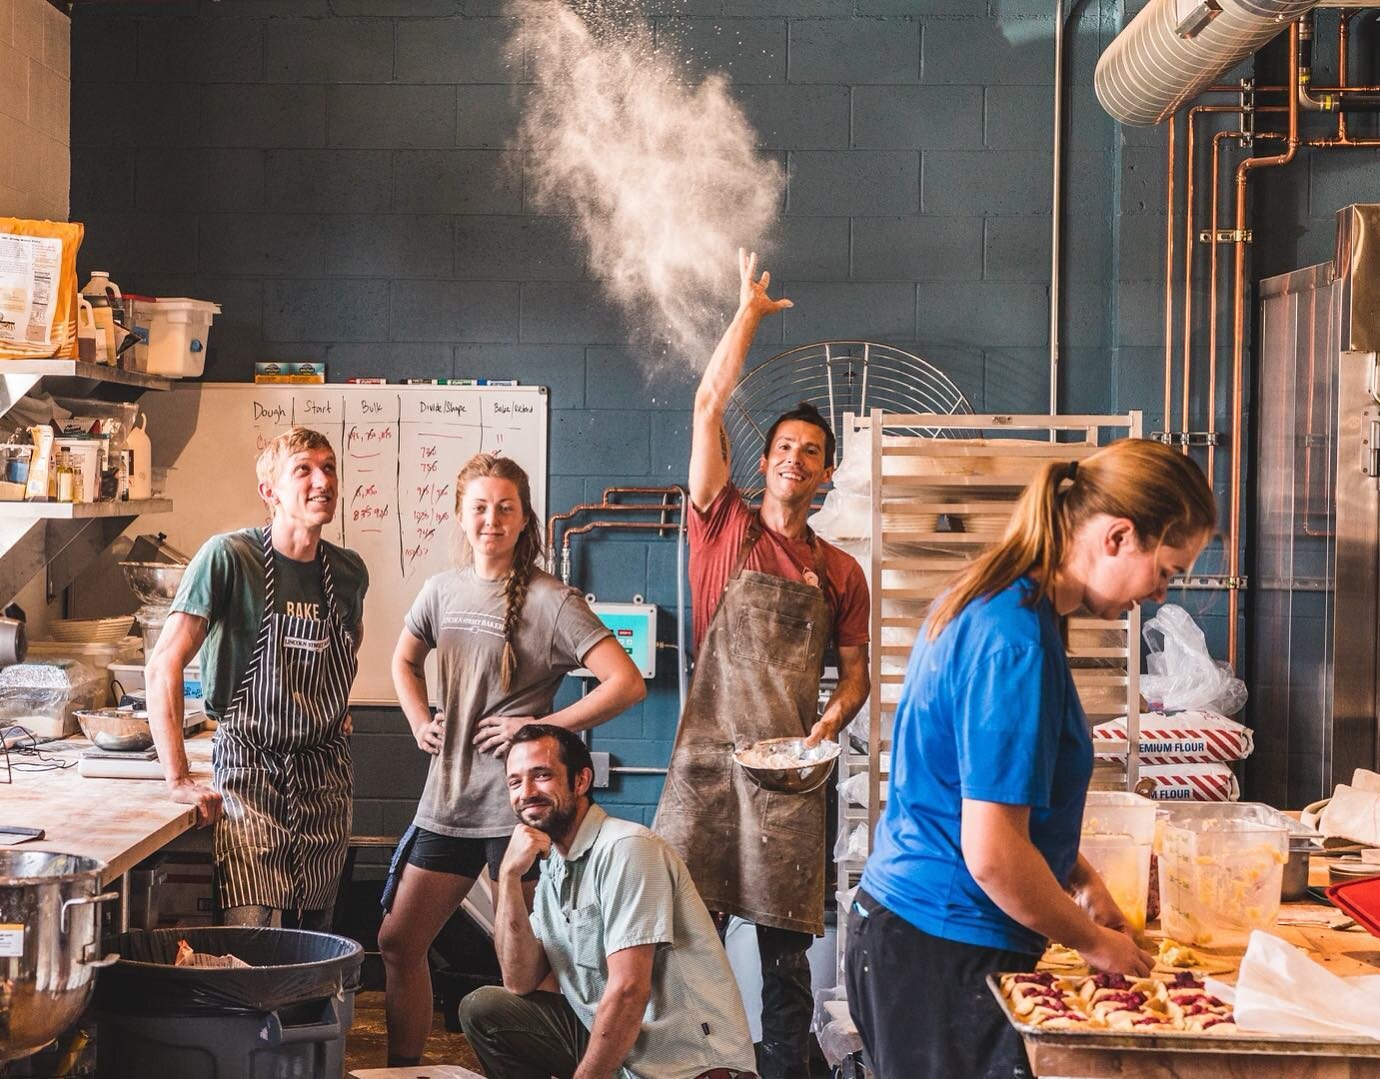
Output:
top-left (128, 298), bottom-right (220, 378)
top-left (1157, 816), bottom-right (1288, 946)
top-left (1156, 800), bottom-right (1321, 902)
top-left (108, 660), bottom-right (204, 715)
top-left (1081, 791), bottom-right (1157, 934)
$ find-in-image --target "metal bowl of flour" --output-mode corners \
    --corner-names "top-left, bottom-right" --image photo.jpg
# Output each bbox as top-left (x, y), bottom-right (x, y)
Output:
top-left (733, 736), bottom-right (840, 795)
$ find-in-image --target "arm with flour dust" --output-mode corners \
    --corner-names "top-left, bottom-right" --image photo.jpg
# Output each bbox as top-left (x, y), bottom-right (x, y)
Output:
top-left (688, 249), bottom-right (794, 511)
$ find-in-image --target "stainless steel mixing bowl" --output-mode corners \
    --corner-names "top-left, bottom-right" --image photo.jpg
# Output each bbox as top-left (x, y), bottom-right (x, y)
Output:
top-left (118, 562), bottom-right (187, 607)
top-left (733, 736), bottom-right (840, 795)
top-left (75, 707), bottom-right (154, 752)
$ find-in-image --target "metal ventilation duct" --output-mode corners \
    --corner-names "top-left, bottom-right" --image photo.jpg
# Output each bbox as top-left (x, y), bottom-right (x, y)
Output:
top-left (1096, 0), bottom-right (1319, 125)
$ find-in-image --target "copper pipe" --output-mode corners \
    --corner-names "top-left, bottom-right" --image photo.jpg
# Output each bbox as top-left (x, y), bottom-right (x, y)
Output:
top-left (1206, 127), bottom-right (1286, 488)
top-left (1176, 105), bottom-right (1284, 468)
top-left (1207, 83), bottom-right (1380, 94)
top-left (560, 518), bottom-right (681, 588)
top-left (605, 486), bottom-right (683, 497)
top-left (1302, 136), bottom-right (1380, 147)
top-left (1183, 107), bottom-right (1200, 451)
top-left (546, 486), bottom-right (682, 553)
top-left (1339, 10), bottom-right (1353, 141)
top-left (1164, 113), bottom-right (1176, 437)
top-left (1181, 104), bottom-right (1282, 453)
top-left (1208, 130), bottom-right (1227, 488)
top-left (563, 520), bottom-right (679, 538)
top-left (1228, 20), bottom-right (1301, 668)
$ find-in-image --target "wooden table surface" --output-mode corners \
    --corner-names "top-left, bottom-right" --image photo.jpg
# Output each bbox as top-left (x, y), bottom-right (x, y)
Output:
top-left (1023, 856), bottom-right (1380, 1078)
top-left (0, 732), bottom-right (213, 885)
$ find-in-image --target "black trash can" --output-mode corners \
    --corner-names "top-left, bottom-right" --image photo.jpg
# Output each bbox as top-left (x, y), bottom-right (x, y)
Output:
top-left (92, 927), bottom-right (363, 1079)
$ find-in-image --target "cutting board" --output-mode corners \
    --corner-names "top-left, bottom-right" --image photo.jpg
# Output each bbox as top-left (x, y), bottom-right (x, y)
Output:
top-left (77, 756), bottom-right (165, 779)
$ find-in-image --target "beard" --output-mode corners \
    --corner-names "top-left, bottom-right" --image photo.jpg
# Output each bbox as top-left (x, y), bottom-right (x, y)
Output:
top-left (521, 797), bottom-right (578, 837)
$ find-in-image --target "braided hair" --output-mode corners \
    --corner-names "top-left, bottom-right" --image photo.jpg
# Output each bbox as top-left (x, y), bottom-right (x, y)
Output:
top-left (452, 453), bottom-right (545, 691)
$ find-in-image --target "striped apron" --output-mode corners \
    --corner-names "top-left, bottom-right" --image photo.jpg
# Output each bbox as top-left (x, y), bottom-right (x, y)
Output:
top-left (212, 525), bottom-right (357, 914)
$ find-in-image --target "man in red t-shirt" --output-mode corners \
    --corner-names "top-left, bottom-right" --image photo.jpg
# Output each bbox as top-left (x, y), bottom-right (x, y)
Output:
top-left (654, 250), bottom-right (871, 1079)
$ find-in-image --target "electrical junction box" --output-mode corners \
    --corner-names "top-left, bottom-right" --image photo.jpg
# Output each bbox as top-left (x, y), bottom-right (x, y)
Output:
top-left (570, 602), bottom-right (657, 679)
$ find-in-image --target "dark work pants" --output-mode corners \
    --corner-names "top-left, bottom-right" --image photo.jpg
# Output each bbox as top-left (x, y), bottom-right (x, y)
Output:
top-left (459, 986), bottom-right (589, 1079)
top-left (844, 888), bottom-right (1036, 1079)
top-left (459, 985), bottom-right (758, 1079)
top-left (716, 915), bottom-right (815, 1079)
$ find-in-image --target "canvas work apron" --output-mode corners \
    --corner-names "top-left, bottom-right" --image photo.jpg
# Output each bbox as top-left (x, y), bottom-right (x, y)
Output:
top-left (654, 517), bottom-right (832, 936)
top-left (213, 525), bottom-right (357, 914)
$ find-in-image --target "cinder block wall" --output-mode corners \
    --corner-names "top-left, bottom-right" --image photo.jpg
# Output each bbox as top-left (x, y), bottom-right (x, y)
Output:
top-left (69, 0), bottom-right (1209, 837)
top-left (1, 0), bottom-right (69, 220)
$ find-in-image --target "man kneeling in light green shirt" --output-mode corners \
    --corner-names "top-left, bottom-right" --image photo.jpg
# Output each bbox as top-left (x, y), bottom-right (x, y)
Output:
top-left (460, 723), bottom-right (758, 1079)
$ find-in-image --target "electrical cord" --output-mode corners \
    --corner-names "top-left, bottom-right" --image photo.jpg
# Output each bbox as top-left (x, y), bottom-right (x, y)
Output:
top-left (0, 724), bottom-right (76, 782)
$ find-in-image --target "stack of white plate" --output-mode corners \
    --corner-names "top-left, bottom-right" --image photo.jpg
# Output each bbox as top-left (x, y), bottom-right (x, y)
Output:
top-left (47, 616), bottom-right (136, 644)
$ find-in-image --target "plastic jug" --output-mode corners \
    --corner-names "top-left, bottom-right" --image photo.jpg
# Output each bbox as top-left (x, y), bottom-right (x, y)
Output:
top-left (125, 413), bottom-right (151, 501)
top-left (1081, 791), bottom-right (1157, 934)
top-left (80, 271), bottom-right (123, 362)
top-left (75, 297), bottom-right (106, 364)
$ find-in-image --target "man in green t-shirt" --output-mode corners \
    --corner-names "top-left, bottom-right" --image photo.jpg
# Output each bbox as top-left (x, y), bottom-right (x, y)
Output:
top-left (148, 426), bottom-right (368, 930)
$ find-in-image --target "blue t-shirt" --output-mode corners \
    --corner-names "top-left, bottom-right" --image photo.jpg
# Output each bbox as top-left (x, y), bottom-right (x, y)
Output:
top-left (861, 576), bottom-right (1092, 955)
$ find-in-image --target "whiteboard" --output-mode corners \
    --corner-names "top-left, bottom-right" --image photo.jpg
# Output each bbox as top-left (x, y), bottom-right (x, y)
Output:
top-left (140, 383), bottom-right (548, 704)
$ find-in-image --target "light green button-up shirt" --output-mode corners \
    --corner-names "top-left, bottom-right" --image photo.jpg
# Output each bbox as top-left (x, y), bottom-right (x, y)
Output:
top-left (530, 804), bottom-right (757, 1079)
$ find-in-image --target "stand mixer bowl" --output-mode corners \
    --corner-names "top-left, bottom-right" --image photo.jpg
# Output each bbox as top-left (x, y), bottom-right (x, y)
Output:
top-left (118, 562), bottom-right (187, 608)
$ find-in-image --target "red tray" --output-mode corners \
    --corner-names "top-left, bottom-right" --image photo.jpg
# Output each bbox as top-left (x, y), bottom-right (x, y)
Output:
top-left (1327, 875), bottom-right (1380, 938)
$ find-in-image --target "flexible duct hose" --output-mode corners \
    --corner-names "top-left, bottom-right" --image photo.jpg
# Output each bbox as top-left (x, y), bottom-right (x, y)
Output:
top-left (1096, 0), bottom-right (1318, 125)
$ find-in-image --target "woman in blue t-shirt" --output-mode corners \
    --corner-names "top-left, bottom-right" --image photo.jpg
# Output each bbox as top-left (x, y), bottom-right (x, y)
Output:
top-left (847, 439), bottom-right (1216, 1079)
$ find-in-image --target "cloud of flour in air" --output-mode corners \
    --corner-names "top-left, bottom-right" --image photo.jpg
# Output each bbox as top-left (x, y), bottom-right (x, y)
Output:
top-left (507, 1), bottom-right (784, 372)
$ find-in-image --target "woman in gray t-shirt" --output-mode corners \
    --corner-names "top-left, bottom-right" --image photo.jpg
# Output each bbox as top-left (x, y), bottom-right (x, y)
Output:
top-left (378, 453), bottom-right (645, 1068)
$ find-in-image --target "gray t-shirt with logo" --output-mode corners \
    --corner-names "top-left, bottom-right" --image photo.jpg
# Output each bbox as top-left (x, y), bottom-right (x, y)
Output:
top-left (405, 566), bottom-right (612, 837)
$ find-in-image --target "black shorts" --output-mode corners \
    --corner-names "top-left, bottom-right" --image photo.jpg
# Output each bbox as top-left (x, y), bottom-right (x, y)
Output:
top-left (406, 827), bottom-right (539, 882)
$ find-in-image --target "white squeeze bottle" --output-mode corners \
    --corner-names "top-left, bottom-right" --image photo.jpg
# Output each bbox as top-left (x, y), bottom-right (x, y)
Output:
top-left (125, 412), bottom-right (152, 501)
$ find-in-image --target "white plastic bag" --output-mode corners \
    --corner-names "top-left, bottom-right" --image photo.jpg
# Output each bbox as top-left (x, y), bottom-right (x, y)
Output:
top-left (1140, 604), bottom-right (1247, 715)
top-left (1209, 931), bottom-right (1380, 1039)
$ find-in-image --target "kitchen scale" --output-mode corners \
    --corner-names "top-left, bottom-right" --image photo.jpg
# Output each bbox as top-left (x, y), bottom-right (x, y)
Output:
top-left (77, 743), bottom-right (164, 779)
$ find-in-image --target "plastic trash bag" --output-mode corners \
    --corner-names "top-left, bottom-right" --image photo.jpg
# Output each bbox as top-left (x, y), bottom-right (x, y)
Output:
top-left (1140, 604), bottom-right (1247, 715)
top-left (94, 927), bottom-right (362, 1016)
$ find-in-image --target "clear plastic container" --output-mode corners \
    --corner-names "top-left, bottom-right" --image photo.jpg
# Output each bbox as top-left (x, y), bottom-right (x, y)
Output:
top-left (1157, 817), bottom-right (1288, 946)
top-left (0, 660), bottom-right (106, 738)
top-left (26, 638), bottom-right (142, 706)
top-left (1081, 791), bottom-right (1157, 933)
top-left (1083, 790), bottom-right (1158, 843)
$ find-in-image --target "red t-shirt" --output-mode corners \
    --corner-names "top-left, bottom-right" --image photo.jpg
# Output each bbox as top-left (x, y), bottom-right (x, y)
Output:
top-left (689, 484), bottom-right (870, 653)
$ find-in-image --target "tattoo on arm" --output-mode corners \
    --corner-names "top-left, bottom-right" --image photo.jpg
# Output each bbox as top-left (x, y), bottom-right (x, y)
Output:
top-left (719, 426), bottom-right (730, 463)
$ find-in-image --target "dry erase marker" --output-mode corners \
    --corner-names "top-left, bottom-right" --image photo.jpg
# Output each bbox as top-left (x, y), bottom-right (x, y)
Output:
top-left (346, 377), bottom-right (387, 384)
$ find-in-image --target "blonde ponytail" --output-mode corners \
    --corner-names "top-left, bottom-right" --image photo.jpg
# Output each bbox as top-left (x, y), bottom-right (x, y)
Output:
top-left (925, 439), bottom-right (1215, 640)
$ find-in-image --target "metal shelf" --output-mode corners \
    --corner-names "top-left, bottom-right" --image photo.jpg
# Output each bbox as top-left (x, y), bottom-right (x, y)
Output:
top-left (0, 499), bottom-right (171, 520)
top-left (1, 362), bottom-right (172, 410)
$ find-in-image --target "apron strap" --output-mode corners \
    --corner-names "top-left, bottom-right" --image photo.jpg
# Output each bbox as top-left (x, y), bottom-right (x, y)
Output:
top-left (728, 517), bottom-right (764, 583)
top-left (223, 523), bottom-right (282, 720)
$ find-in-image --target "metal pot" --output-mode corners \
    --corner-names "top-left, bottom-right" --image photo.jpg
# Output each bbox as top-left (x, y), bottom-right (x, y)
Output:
top-left (0, 852), bottom-right (118, 1062)
top-left (1281, 840), bottom-right (1317, 902)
